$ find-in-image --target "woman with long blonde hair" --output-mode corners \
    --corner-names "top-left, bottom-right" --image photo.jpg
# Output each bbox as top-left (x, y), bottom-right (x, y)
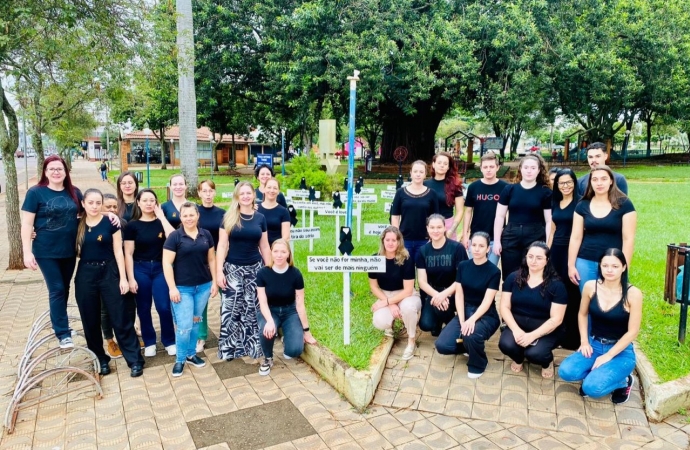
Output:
top-left (368, 227), bottom-right (421, 361)
top-left (216, 181), bottom-right (272, 361)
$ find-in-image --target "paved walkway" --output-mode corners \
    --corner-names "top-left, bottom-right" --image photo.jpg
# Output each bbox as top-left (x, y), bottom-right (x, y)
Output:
top-left (0, 160), bottom-right (689, 449)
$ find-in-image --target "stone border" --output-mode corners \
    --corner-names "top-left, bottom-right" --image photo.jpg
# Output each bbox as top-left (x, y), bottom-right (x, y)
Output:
top-left (636, 342), bottom-right (690, 421)
top-left (301, 336), bottom-right (394, 411)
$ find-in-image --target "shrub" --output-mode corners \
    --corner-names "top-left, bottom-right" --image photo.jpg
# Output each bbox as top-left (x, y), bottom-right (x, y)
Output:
top-left (277, 154), bottom-right (343, 198)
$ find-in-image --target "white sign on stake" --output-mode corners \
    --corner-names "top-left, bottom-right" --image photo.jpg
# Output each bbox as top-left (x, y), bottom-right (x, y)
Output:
top-left (287, 189), bottom-right (321, 199)
top-left (340, 194), bottom-right (377, 203)
top-left (221, 192), bottom-right (234, 198)
top-left (307, 256), bottom-right (386, 272)
top-left (319, 208), bottom-right (359, 216)
top-left (380, 190), bottom-right (395, 200)
top-left (355, 187), bottom-right (376, 194)
top-left (384, 202), bottom-right (391, 213)
top-left (290, 227), bottom-right (321, 241)
top-left (386, 183), bottom-right (409, 190)
top-left (291, 200), bottom-right (328, 210)
top-left (364, 224), bottom-right (389, 236)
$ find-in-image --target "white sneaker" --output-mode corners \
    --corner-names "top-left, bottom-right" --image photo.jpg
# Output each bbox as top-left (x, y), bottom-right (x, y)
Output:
top-left (467, 371), bottom-right (483, 379)
top-left (144, 345), bottom-right (156, 357)
top-left (384, 328), bottom-right (394, 338)
top-left (165, 345), bottom-right (177, 356)
top-left (196, 340), bottom-right (205, 353)
top-left (283, 353), bottom-right (292, 360)
top-left (402, 344), bottom-right (415, 361)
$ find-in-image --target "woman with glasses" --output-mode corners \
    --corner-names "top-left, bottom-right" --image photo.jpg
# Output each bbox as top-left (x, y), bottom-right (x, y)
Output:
top-left (161, 174), bottom-right (188, 229)
top-left (548, 169), bottom-right (581, 349)
top-left (21, 156), bottom-right (84, 348)
top-left (116, 171), bottom-right (139, 221)
top-left (196, 179), bottom-right (225, 352)
top-left (498, 242), bottom-right (567, 379)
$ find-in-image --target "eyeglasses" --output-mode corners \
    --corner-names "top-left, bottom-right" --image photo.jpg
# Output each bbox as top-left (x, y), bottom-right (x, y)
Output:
top-left (558, 181), bottom-right (574, 187)
top-left (47, 168), bottom-right (64, 173)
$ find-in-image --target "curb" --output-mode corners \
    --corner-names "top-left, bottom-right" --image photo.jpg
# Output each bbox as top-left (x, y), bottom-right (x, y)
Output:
top-left (635, 342), bottom-right (690, 421)
top-left (301, 336), bottom-right (394, 411)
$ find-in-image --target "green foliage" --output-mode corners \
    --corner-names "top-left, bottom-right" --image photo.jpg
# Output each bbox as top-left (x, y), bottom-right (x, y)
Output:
top-left (276, 154), bottom-right (343, 197)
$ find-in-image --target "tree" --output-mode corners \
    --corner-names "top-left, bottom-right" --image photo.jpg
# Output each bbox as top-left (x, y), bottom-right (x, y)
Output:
top-left (177, 0), bottom-right (199, 195)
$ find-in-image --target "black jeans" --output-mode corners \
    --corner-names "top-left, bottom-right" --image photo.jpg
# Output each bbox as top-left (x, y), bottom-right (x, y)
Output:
top-left (419, 292), bottom-right (456, 336)
top-left (101, 292), bottom-right (136, 340)
top-left (74, 260), bottom-right (143, 367)
top-left (36, 257), bottom-right (77, 340)
top-left (436, 305), bottom-right (500, 374)
top-left (498, 313), bottom-right (564, 368)
top-left (500, 223), bottom-right (546, 281)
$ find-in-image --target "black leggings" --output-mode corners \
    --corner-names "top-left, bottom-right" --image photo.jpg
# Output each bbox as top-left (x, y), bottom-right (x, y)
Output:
top-left (498, 313), bottom-right (563, 368)
top-left (500, 223), bottom-right (546, 281)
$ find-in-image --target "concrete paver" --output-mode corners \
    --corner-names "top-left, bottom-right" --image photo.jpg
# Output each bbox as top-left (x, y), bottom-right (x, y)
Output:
top-left (0, 160), bottom-right (689, 449)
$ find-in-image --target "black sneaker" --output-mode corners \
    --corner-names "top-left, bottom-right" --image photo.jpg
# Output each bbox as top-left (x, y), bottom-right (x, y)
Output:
top-left (579, 386), bottom-right (588, 398)
top-left (259, 357), bottom-right (274, 376)
top-left (186, 355), bottom-right (206, 368)
top-left (99, 362), bottom-right (111, 376)
top-left (172, 362), bottom-right (185, 377)
top-left (611, 375), bottom-right (634, 404)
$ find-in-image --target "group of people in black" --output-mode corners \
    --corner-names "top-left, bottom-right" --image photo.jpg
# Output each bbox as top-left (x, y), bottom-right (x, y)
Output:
top-left (376, 143), bottom-right (641, 404)
top-left (22, 145), bottom-right (641, 405)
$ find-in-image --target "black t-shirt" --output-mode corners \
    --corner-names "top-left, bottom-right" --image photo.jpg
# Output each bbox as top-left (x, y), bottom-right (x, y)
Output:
top-left (391, 187), bottom-right (439, 241)
top-left (498, 183), bottom-right (552, 225)
top-left (123, 219), bottom-right (167, 261)
top-left (258, 204), bottom-right (290, 246)
top-left (552, 199), bottom-right (577, 246)
top-left (455, 259), bottom-right (501, 307)
top-left (504, 271), bottom-right (567, 322)
top-left (80, 216), bottom-right (119, 262)
top-left (255, 188), bottom-right (288, 208)
top-left (368, 254), bottom-right (415, 291)
top-left (198, 205), bottom-right (225, 249)
top-left (122, 202), bottom-right (135, 222)
top-left (576, 198), bottom-right (635, 261)
top-left (22, 186), bottom-right (83, 258)
top-left (100, 163), bottom-right (107, 171)
top-left (163, 228), bottom-right (214, 286)
top-left (424, 178), bottom-right (462, 219)
top-left (256, 266), bottom-right (305, 307)
top-left (465, 180), bottom-right (509, 240)
top-left (161, 201), bottom-right (182, 229)
top-left (226, 212), bottom-right (267, 265)
top-left (415, 240), bottom-right (468, 292)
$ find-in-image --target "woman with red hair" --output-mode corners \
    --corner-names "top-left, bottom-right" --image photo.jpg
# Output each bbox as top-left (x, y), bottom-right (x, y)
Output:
top-left (425, 152), bottom-right (464, 240)
top-left (21, 156), bottom-right (84, 348)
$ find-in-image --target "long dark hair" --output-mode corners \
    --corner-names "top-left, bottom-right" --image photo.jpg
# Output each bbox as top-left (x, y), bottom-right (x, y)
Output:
top-left (430, 152), bottom-right (462, 206)
top-left (76, 189), bottom-right (103, 256)
top-left (552, 168), bottom-right (579, 205)
top-left (131, 189), bottom-right (158, 221)
top-left (598, 248), bottom-right (631, 309)
top-left (583, 165), bottom-right (627, 209)
top-left (515, 241), bottom-right (560, 296)
top-left (116, 171), bottom-right (139, 218)
top-left (514, 154), bottom-right (549, 186)
top-left (38, 155), bottom-right (80, 208)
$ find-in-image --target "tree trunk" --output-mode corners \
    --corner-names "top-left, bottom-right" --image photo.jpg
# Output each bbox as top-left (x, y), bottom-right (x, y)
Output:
top-left (0, 82), bottom-right (25, 269)
top-left (379, 99), bottom-right (452, 163)
top-left (646, 117), bottom-right (653, 157)
top-left (159, 127), bottom-right (167, 170)
top-left (176, 0), bottom-right (199, 197)
top-left (31, 92), bottom-right (46, 171)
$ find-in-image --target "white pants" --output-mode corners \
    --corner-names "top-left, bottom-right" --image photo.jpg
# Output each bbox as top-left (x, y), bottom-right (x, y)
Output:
top-left (372, 290), bottom-right (422, 338)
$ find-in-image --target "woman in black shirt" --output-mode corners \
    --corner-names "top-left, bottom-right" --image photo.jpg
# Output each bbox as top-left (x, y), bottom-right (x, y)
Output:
top-left (493, 155), bottom-right (552, 280)
top-left (417, 214), bottom-right (468, 337)
top-left (74, 189), bottom-right (144, 377)
top-left (436, 232), bottom-right (501, 378)
top-left (256, 239), bottom-right (316, 375)
top-left (424, 152), bottom-right (464, 240)
top-left (161, 174), bottom-right (188, 229)
top-left (124, 189), bottom-right (176, 358)
top-left (216, 182), bottom-right (272, 361)
top-left (558, 248), bottom-right (642, 404)
top-left (391, 160), bottom-right (440, 262)
top-left (116, 171), bottom-right (139, 222)
top-left (255, 164), bottom-right (288, 207)
top-left (368, 226), bottom-right (421, 361)
top-left (499, 242), bottom-right (567, 378)
top-left (257, 178), bottom-right (290, 247)
top-left (163, 202), bottom-right (217, 377)
top-left (548, 169), bottom-right (581, 350)
top-left (196, 179), bottom-right (225, 353)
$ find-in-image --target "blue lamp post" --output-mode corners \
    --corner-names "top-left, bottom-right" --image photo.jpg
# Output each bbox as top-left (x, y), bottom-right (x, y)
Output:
top-left (144, 126), bottom-right (151, 188)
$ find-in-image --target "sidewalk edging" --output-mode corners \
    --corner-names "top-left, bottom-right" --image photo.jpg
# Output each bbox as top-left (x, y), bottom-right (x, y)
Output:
top-left (636, 342), bottom-right (690, 421)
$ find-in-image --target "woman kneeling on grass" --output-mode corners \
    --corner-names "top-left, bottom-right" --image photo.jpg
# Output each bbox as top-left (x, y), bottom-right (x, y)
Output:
top-left (498, 241), bottom-right (567, 378)
top-left (368, 226), bottom-right (421, 361)
top-left (558, 248), bottom-right (641, 404)
top-left (163, 202), bottom-right (217, 377)
top-left (435, 232), bottom-right (501, 378)
top-left (256, 239), bottom-right (316, 375)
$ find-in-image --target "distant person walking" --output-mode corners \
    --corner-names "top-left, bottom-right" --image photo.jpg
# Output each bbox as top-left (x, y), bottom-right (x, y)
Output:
top-left (99, 161), bottom-right (108, 181)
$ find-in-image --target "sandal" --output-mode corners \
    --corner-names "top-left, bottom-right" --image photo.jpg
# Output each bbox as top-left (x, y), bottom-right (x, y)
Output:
top-left (510, 362), bottom-right (523, 373)
top-left (542, 362), bottom-right (554, 379)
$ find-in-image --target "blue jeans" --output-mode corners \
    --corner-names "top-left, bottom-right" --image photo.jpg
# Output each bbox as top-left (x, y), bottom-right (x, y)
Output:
top-left (170, 282), bottom-right (212, 363)
top-left (468, 241), bottom-right (500, 266)
top-left (575, 258), bottom-right (599, 293)
top-left (100, 170), bottom-right (107, 181)
top-left (404, 239), bottom-right (427, 265)
top-left (257, 303), bottom-right (304, 359)
top-left (133, 261), bottom-right (175, 347)
top-left (36, 257), bottom-right (77, 340)
top-left (558, 337), bottom-right (636, 398)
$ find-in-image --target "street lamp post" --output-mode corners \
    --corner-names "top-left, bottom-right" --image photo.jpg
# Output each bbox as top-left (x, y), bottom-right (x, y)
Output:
top-left (281, 129), bottom-right (286, 176)
top-left (209, 132), bottom-right (215, 179)
top-left (144, 126), bottom-right (151, 188)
